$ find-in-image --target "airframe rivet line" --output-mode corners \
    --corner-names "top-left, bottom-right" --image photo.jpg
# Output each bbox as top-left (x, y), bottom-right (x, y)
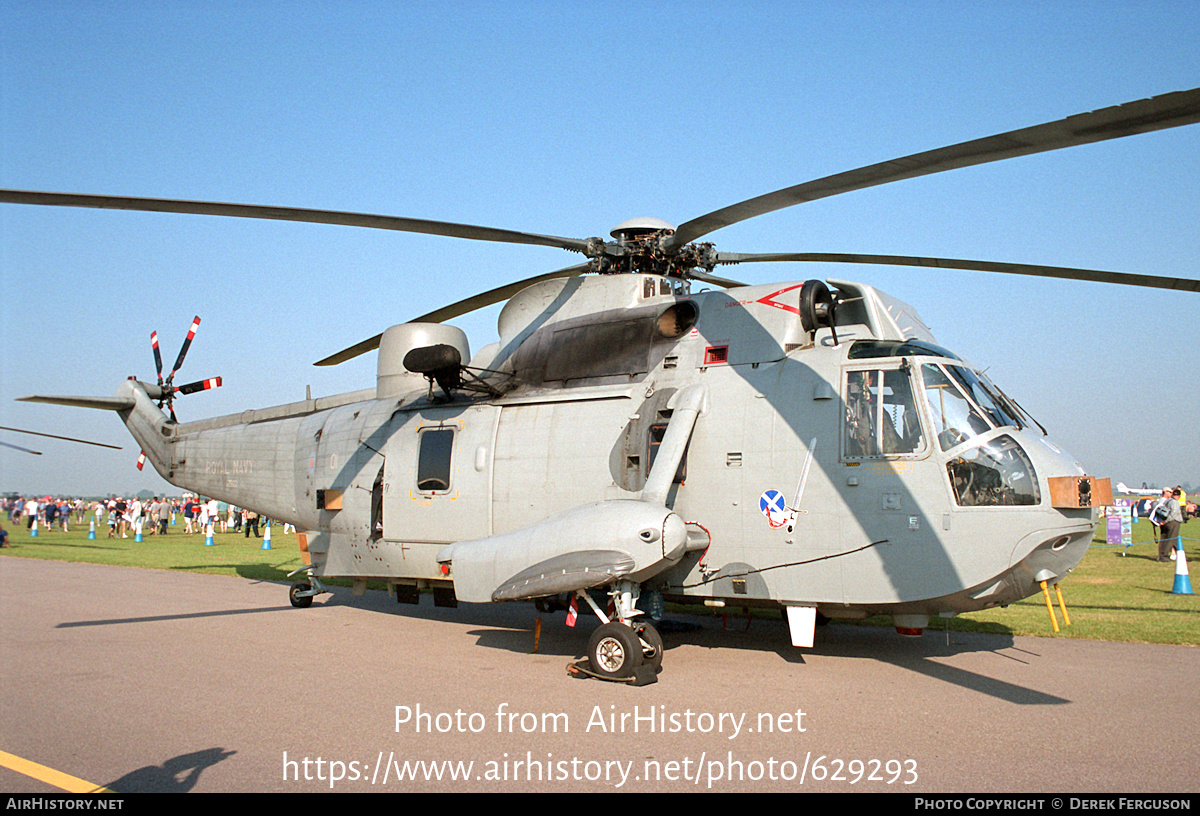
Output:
top-left (0, 750), bottom-right (114, 794)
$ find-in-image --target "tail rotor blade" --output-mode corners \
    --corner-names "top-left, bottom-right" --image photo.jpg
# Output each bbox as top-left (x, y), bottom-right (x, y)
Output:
top-left (151, 331), bottom-right (163, 384)
top-left (169, 316), bottom-right (201, 381)
top-left (176, 377), bottom-right (223, 395)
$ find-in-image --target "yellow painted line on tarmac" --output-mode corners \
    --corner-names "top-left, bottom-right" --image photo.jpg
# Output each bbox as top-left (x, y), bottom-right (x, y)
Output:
top-left (0, 749), bottom-right (113, 793)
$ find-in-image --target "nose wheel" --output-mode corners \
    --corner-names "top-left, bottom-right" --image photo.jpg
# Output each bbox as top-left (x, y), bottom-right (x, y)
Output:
top-left (587, 622), bottom-right (641, 679)
top-left (569, 582), bottom-right (663, 685)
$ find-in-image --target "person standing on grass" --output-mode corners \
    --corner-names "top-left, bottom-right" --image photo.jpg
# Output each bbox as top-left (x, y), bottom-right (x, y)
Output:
top-left (145, 498), bottom-right (159, 535)
top-left (1151, 488), bottom-right (1182, 561)
top-left (243, 508), bottom-right (259, 538)
top-left (207, 498), bottom-right (222, 533)
top-left (157, 498), bottom-right (171, 535)
top-left (114, 497), bottom-right (128, 538)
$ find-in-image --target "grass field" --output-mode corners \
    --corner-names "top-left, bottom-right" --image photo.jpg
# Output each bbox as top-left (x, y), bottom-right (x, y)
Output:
top-left (0, 519), bottom-right (307, 583)
top-left (2, 515), bottom-right (1197, 646)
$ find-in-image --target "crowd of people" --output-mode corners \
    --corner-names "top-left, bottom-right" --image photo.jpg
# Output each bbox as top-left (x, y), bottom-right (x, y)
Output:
top-left (1, 495), bottom-right (289, 541)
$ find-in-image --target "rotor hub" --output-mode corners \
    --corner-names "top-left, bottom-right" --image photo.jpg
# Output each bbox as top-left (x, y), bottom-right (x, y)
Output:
top-left (586, 218), bottom-right (716, 277)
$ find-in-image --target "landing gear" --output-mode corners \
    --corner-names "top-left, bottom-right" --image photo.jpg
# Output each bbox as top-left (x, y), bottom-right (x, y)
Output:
top-left (286, 566), bottom-right (328, 608)
top-left (570, 581), bottom-right (662, 685)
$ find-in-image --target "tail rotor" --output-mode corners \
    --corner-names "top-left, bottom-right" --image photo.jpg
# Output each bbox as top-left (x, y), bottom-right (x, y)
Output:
top-left (145, 316), bottom-right (222, 423)
top-left (135, 316), bottom-right (222, 470)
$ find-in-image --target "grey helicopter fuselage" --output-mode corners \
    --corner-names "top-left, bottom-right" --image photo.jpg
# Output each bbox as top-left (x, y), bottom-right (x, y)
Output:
top-left (118, 272), bottom-right (1100, 633)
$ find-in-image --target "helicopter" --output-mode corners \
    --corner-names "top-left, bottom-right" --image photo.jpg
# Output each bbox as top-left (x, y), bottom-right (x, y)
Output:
top-left (4, 88), bottom-right (1199, 685)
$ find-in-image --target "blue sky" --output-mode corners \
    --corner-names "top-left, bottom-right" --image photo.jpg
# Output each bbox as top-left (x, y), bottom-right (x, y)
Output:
top-left (2, 0), bottom-right (1198, 496)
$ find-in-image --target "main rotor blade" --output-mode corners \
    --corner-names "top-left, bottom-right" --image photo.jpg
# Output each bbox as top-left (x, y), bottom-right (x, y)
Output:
top-left (668, 88), bottom-right (1200, 250)
top-left (715, 251), bottom-right (1200, 292)
top-left (411, 263), bottom-right (592, 323)
top-left (0, 190), bottom-right (592, 253)
top-left (314, 263), bottom-right (592, 366)
top-left (1, 440), bottom-right (41, 455)
top-left (688, 269), bottom-right (748, 289)
top-left (312, 333), bottom-right (387, 369)
top-left (0, 425), bottom-right (123, 449)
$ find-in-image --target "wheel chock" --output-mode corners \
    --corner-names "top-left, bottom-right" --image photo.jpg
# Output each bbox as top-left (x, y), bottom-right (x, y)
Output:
top-left (566, 660), bottom-right (658, 686)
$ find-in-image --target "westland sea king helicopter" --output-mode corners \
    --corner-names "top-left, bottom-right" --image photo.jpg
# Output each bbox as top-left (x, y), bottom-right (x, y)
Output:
top-left (5, 89), bottom-right (1200, 684)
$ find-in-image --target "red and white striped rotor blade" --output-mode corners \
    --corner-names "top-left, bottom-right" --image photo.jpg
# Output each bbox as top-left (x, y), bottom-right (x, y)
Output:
top-left (176, 376), bottom-right (222, 395)
top-left (168, 316), bottom-right (201, 380)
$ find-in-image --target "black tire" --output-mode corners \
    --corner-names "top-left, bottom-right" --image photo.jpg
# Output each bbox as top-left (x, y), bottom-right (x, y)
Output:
top-left (634, 621), bottom-right (664, 674)
top-left (289, 581), bottom-right (314, 608)
top-left (587, 622), bottom-right (644, 679)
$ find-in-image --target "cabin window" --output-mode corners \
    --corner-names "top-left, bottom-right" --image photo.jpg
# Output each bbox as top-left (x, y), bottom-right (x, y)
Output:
top-left (416, 428), bottom-right (454, 492)
top-left (843, 367), bottom-right (925, 458)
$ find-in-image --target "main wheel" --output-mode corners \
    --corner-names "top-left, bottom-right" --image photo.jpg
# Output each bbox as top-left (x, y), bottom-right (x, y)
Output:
top-left (587, 622), bottom-right (644, 679)
top-left (634, 621), bottom-right (664, 674)
top-left (289, 581), bottom-right (314, 608)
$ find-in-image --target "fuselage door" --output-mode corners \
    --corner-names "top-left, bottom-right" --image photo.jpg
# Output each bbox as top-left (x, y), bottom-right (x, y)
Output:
top-left (381, 408), bottom-right (494, 544)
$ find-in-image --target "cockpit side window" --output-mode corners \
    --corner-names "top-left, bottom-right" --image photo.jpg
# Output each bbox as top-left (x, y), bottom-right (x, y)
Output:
top-left (843, 367), bottom-right (925, 459)
top-left (921, 364), bottom-right (992, 451)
